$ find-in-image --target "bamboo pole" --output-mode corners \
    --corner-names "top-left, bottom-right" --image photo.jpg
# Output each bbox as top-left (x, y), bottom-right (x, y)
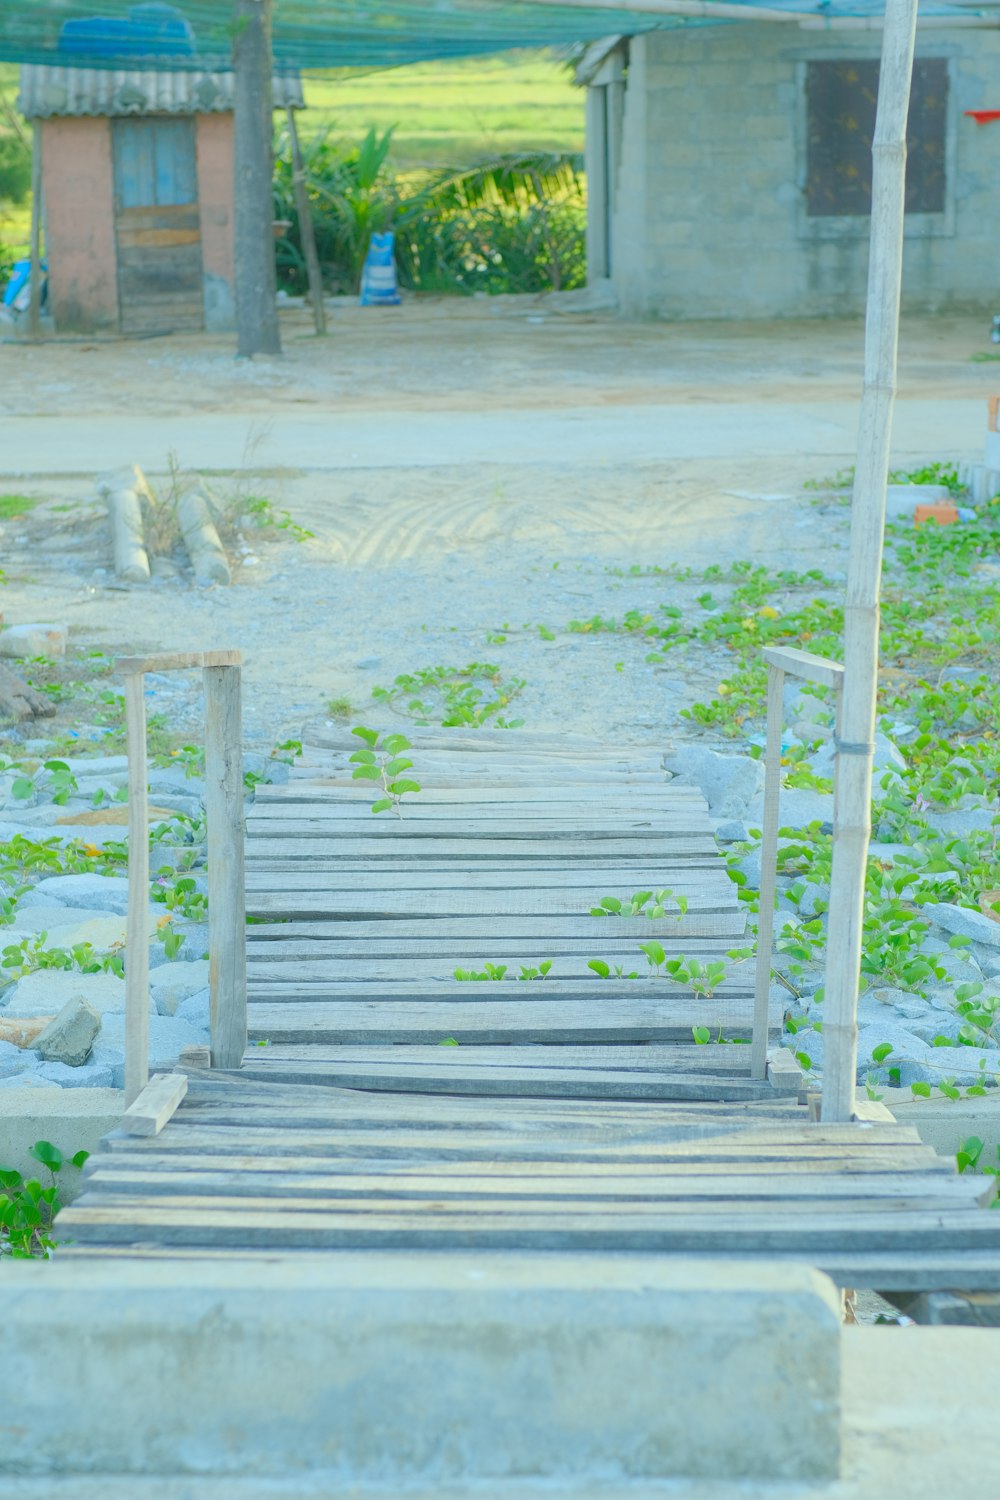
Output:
top-left (27, 124), bottom-right (42, 341)
top-left (286, 104), bottom-right (326, 336)
top-left (820, 0), bottom-right (919, 1124)
top-left (751, 661), bottom-right (785, 1080)
top-left (124, 671), bottom-right (150, 1107)
top-left (204, 660), bottom-right (247, 1068)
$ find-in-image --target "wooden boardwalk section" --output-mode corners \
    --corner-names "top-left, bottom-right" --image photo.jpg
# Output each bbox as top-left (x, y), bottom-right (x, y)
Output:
top-left (60, 729), bottom-right (1000, 1290)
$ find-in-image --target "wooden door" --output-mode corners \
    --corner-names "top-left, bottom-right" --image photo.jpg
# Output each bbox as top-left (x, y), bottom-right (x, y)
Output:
top-left (112, 117), bottom-right (204, 334)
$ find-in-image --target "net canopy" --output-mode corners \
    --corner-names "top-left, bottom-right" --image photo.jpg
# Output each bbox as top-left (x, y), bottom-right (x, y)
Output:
top-left (1, 0), bottom-right (991, 73)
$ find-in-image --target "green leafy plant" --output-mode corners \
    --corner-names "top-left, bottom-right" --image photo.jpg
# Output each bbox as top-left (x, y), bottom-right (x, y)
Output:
top-left (454, 962), bottom-right (508, 981)
top-left (590, 888), bottom-right (688, 920)
top-left (349, 727), bottom-right (420, 816)
top-left (372, 663), bottom-right (525, 728)
top-left (0, 1141), bottom-right (90, 1259)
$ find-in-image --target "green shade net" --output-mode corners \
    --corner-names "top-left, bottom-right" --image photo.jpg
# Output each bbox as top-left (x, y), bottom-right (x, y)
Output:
top-left (3, 0), bottom-right (990, 71)
top-left (2, 0), bottom-right (986, 72)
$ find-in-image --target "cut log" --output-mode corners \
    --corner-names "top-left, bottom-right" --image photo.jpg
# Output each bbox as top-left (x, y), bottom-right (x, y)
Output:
top-left (0, 663), bottom-right (57, 721)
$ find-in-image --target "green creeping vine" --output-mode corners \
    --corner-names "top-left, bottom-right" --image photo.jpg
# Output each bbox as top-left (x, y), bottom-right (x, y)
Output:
top-left (590, 889), bottom-right (688, 920)
top-left (349, 728), bottom-right (421, 817)
top-left (0, 1142), bottom-right (90, 1258)
top-left (372, 662), bottom-right (525, 728)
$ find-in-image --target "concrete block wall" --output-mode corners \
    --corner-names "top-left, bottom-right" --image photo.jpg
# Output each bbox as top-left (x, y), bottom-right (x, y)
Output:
top-left (609, 25), bottom-right (1000, 320)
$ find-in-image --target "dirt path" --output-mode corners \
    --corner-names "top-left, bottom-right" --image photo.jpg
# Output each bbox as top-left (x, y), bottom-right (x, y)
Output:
top-left (0, 300), bottom-right (992, 748)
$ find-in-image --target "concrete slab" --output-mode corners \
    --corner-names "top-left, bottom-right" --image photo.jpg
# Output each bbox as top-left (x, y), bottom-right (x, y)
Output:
top-left (0, 1324), bottom-right (995, 1498)
top-left (0, 1085), bottom-right (121, 1198)
top-left (0, 1255), bottom-right (841, 1483)
top-left (881, 1086), bottom-right (1000, 1168)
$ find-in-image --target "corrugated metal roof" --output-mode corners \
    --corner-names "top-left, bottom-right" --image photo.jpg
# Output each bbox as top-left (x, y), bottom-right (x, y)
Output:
top-left (18, 63), bottom-right (304, 119)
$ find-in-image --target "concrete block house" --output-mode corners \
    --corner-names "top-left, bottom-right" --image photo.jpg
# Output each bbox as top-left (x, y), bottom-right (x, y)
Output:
top-left (17, 62), bottom-right (303, 333)
top-left (579, 23), bottom-right (1000, 319)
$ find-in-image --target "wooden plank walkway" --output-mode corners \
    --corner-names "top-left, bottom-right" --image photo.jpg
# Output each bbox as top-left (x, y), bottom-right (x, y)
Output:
top-left (59, 728), bottom-right (1000, 1288)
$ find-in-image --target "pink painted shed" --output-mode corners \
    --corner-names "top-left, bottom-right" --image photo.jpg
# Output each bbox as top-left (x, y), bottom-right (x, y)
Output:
top-left (17, 63), bottom-right (303, 334)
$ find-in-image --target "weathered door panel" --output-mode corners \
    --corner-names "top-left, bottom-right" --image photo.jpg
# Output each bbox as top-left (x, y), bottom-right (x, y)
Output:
top-left (112, 117), bottom-right (203, 333)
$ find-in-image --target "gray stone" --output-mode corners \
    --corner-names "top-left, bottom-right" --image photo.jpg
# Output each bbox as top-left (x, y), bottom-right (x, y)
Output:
top-left (856, 1023), bottom-right (935, 1082)
top-left (972, 945), bottom-right (1000, 979)
top-left (924, 808), bottom-right (995, 840)
top-left (0, 1073), bottom-right (51, 1089)
top-left (926, 903), bottom-right (1000, 951)
top-left (0, 1038), bottom-right (33, 1078)
top-left (98, 1012), bottom-right (210, 1070)
top-left (32, 997), bottom-right (101, 1067)
top-left (0, 623), bottom-right (67, 659)
top-left (2, 969), bottom-right (138, 1019)
top-left (0, 1256), bottom-right (842, 1482)
top-left (896, 1046), bottom-right (1000, 1089)
top-left (175, 987), bottom-right (209, 1028)
top-left (712, 818), bottom-right (748, 843)
top-left (747, 785), bottom-right (834, 830)
top-left (664, 745), bottom-right (764, 818)
top-left (30, 874), bottom-right (131, 914)
top-left (35, 1059), bottom-right (117, 1088)
top-left (151, 959), bottom-right (211, 1016)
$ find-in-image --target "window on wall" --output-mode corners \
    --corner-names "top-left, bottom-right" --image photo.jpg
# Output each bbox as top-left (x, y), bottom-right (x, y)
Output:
top-left (805, 58), bottom-right (948, 218)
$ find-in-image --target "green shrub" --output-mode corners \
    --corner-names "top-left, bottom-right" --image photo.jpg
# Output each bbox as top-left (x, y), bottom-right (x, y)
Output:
top-left (273, 125), bottom-right (586, 298)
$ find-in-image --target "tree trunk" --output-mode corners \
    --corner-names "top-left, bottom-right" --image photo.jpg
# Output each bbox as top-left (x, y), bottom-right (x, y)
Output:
top-left (820, 0), bottom-right (919, 1123)
top-left (0, 664), bottom-right (57, 722)
top-left (233, 0), bottom-right (281, 358)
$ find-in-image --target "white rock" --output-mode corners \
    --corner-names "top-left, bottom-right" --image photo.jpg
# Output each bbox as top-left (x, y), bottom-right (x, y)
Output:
top-left (151, 959), bottom-right (211, 1016)
top-left (175, 987), bottom-right (209, 1027)
top-left (0, 623), bottom-right (67, 659)
top-left (926, 903), bottom-right (1000, 951)
top-left (2, 970), bottom-right (146, 1019)
top-left (30, 874), bottom-right (131, 914)
top-left (664, 746), bottom-right (764, 819)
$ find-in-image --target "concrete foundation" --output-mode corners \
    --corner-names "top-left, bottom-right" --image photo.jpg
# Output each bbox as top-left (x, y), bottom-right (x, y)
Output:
top-left (0, 1086), bottom-right (121, 1199)
top-left (0, 1255), bottom-right (842, 1483)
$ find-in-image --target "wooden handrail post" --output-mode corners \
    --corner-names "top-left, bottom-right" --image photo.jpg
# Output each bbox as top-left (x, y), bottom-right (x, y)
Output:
top-left (750, 661), bottom-right (785, 1080)
top-left (123, 671), bottom-right (150, 1107)
top-left (204, 659), bottom-right (247, 1068)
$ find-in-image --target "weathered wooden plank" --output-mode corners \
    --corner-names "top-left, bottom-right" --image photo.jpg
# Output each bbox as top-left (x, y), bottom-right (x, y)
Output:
top-left (244, 913), bottom-right (743, 941)
top-left (245, 852), bottom-right (724, 873)
top-left (122, 1072), bottom-right (187, 1138)
top-left (87, 1145), bottom-right (952, 1178)
top-left (79, 1166), bottom-right (984, 1205)
top-left (55, 1201), bottom-right (1000, 1255)
top-left (256, 786), bottom-right (695, 810)
top-left (244, 865), bottom-right (735, 892)
top-left (245, 893), bottom-right (736, 924)
top-left (246, 1042), bottom-right (756, 1075)
top-left (234, 1056), bottom-right (776, 1101)
top-left (244, 997), bottom-right (775, 1045)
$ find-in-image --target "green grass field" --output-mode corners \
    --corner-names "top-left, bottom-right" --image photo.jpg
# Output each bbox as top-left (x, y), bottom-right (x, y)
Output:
top-left (302, 51), bottom-right (585, 168)
top-left (1, 49), bottom-right (585, 263)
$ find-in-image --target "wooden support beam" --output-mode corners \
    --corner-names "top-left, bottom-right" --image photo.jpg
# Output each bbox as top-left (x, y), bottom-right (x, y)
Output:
top-left (123, 1072), bottom-right (188, 1137)
top-left (124, 672), bottom-right (149, 1108)
top-left (205, 662), bottom-right (247, 1068)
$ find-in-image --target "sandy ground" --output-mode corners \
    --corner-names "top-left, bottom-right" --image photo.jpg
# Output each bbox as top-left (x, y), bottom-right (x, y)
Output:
top-left (0, 298), bottom-right (995, 747)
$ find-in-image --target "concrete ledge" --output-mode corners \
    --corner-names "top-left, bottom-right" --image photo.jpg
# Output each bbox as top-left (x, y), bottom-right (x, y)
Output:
top-left (1, 1326), bottom-right (996, 1500)
top-left (0, 1254), bottom-right (841, 1483)
top-left (880, 1087), bottom-right (1000, 1166)
top-left (0, 1086), bottom-right (121, 1199)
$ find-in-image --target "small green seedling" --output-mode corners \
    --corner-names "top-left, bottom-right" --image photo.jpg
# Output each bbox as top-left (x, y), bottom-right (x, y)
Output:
top-left (349, 727), bottom-right (421, 817)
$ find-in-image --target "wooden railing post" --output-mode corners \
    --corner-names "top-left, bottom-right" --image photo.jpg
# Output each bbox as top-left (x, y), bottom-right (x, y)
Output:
top-left (123, 670), bottom-right (150, 1107)
top-left (204, 657), bottom-right (247, 1067)
top-left (750, 661), bottom-right (785, 1080)
top-left (751, 647), bottom-right (846, 1086)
